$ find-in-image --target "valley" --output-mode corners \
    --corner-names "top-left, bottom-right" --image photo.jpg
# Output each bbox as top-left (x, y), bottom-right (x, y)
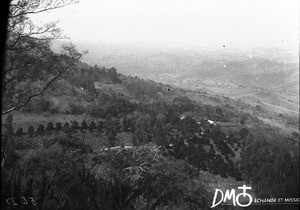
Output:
top-left (71, 42), bottom-right (299, 139)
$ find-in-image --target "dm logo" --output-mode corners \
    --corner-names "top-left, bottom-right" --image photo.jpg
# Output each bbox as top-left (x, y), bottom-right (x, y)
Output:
top-left (211, 185), bottom-right (253, 208)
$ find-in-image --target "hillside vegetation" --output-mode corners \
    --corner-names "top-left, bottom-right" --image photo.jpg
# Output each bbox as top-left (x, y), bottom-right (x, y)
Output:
top-left (74, 42), bottom-right (299, 137)
top-left (2, 60), bottom-right (299, 209)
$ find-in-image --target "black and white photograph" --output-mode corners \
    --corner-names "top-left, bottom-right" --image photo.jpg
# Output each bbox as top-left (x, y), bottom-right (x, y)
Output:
top-left (1, 0), bottom-right (299, 209)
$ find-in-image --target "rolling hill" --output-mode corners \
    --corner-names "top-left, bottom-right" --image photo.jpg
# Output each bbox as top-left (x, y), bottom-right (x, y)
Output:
top-left (56, 42), bottom-right (298, 138)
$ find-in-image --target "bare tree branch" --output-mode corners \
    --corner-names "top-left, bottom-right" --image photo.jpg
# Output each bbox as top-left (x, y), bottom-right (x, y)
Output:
top-left (2, 0), bottom-right (82, 115)
top-left (3, 71), bottom-right (62, 114)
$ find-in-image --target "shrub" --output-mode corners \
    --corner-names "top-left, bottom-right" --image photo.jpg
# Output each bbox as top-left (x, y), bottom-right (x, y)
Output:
top-left (81, 121), bottom-right (88, 129)
top-left (49, 105), bottom-right (59, 114)
top-left (122, 117), bottom-right (130, 132)
top-left (225, 154), bottom-right (229, 161)
top-left (55, 122), bottom-right (62, 132)
top-left (233, 169), bottom-right (242, 181)
top-left (97, 121), bottom-right (104, 132)
top-left (46, 122), bottom-right (54, 131)
top-left (240, 113), bottom-right (251, 125)
top-left (292, 131), bottom-right (299, 138)
top-left (89, 121), bottom-right (96, 132)
top-left (86, 104), bottom-right (104, 118)
top-left (16, 127), bottom-right (23, 137)
top-left (68, 102), bottom-right (85, 115)
top-left (80, 121), bottom-right (88, 133)
top-left (71, 121), bottom-right (79, 131)
top-left (130, 123), bottom-right (136, 133)
top-left (25, 97), bottom-right (52, 113)
top-left (215, 107), bottom-right (223, 115)
top-left (37, 124), bottom-right (45, 135)
top-left (62, 122), bottom-right (70, 133)
top-left (27, 125), bottom-right (34, 137)
top-left (255, 105), bottom-right (262, 112)
top-left (4, 114), bottom-right (14, 135)
top-left (38, 98), bottom-right (52, 112)
top-left (239, 128), bottom-right (250, 139)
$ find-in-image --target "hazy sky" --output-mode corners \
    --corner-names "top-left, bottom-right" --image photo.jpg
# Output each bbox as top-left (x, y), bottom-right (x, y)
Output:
top-left (31, 0), bottom-right (299, 51)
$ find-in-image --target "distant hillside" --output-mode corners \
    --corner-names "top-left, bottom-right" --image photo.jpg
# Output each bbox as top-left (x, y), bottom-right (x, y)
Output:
top-left (64, 42), bottom-right (298, 94)
top-left (49, 41), bottom-right (299, 139)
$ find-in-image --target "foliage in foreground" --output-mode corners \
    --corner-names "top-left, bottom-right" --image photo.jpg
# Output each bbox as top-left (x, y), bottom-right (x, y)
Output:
top-left (1, 135), bottom-right (207, 210)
